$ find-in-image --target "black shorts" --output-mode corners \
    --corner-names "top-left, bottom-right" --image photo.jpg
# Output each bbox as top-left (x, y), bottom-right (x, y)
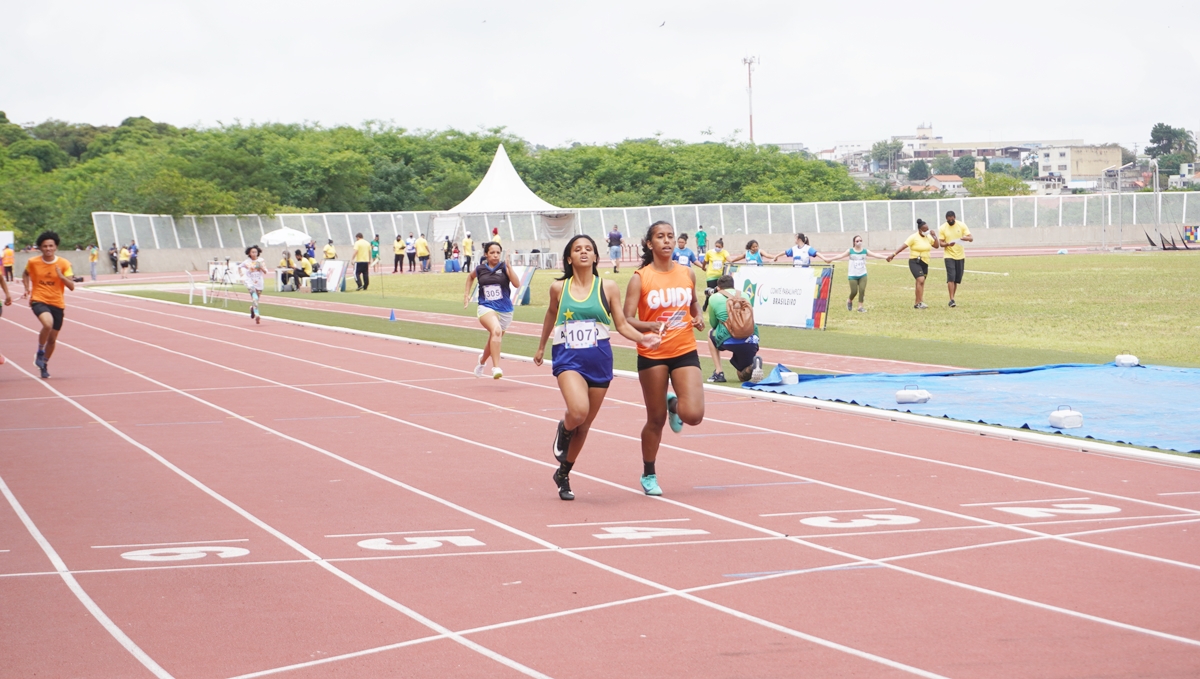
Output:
top-left (710, 331), bottom-right (759, 371)
top-left (31, 302), bottom-right (64, 331)
top-left (945, 258), bottom-right (965, 284)
top-left (908, 259), bottom-right (929, 279)
top-left (637, 349), bottom-right (702, 373)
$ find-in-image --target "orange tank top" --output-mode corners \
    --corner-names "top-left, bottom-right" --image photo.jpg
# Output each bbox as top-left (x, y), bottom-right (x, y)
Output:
top-left (635, 262), bottom-right (697, 359)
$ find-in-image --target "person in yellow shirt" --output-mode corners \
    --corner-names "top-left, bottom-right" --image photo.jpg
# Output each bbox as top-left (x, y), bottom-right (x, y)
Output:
top-left (352, 232), bottom-right (372, 290)
top-left (701, 238), bottom-right (731, 290)
top-left (323, 239), bottom-right (337, 260)
top-left (461, 233), bottom-right (474, 270)
top-left (293, 248), bottom-right (312, 289)
top-left (937, 210), bottom-right (973, 308)
top-left (87, 244), bottom-right (99, 281)
top-left (415, 233), bottom-right (430, 272)
top-left (2, 244), bottom-right (14, 282)
top-left (118, 245), bottom-right (131, 279)
top-left (23, 231), bottom-right (76, 378)
top-left (887, 219), bottom-right (941, 309)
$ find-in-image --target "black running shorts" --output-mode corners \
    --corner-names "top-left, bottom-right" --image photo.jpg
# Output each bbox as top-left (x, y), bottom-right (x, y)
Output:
top-left (637, 349), bottom-right (702, 373)
top-left (31, 302), bottom-right (64, 331)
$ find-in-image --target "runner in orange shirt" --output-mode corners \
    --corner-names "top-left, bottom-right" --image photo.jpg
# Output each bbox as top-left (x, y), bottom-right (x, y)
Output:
top-left (23, 231), bottom-right (76, 379)
top-left (0, 251), bottom-right (11, 365)
top-left (623, 220), bottom-right (706, 496)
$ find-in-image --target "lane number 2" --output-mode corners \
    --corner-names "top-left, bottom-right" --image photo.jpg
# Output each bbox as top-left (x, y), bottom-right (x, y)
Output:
top-left (357, 536), bottom-right (486, 551)
top-left (799, 514), bottom-right (921, 529)
top-left (993, 504), bottom-right (1120, 519)
top-left (121, 546), bottom-right (250, 562)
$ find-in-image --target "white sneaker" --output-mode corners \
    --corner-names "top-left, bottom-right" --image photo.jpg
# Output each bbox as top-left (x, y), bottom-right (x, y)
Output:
top-left (474, 363), bottom-right (486, 378)
top-left (492, 367), bottom-right (503, 380)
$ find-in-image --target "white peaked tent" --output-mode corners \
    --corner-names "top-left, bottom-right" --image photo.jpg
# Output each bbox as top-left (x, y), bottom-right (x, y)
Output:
top-left (448, 144), bottom-right (561, 214)
top-left (433, 144), bottom-right (572, 244)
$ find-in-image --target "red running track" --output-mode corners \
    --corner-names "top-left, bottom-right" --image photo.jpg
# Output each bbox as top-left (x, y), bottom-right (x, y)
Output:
top-left (2, 290), bottom-right (1200, 678)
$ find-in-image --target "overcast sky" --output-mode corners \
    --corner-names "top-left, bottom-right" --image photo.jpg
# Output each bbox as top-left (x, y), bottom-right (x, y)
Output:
top-left (4, 1), bottom-right (1198, 152)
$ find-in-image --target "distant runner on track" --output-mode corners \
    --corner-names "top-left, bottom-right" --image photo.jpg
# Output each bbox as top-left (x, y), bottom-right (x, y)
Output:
top-left (465, 242), bottom-right (522, 379)
top-left (23, 231), bottom-right (76, 379)
top-left (0, 259), bottom-right (11, 365)
top-left (239, 245), bottom-right (267, 325)
top-left (624, 220), bottom-right (706, 496)
top-left (535, 235), bottom-right (661, 501)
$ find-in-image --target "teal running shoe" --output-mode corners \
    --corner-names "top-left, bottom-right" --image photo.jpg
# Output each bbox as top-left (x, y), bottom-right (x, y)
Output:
top-left (641, 474), bottom-right (662, 496)
top-left (666, 393), bottom-right (683, 433)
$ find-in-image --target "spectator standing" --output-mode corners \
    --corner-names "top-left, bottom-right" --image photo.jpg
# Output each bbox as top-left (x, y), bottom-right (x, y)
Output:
top-left (88, 244), bottom-right (99, 281)
top-left (825, 235), bottom-right (888, 312)
top-left (305, 240), bottom-right (316, 260)
top-left (695, 226), bottom-right (708, 254)
top-left (607, 225), bottom-right (624, 273)
top-left (323, 239), bottom-right (337, 261)
top-left (128, 241), bottom-right (139, 273)
top-left (442, 235), bottom-right (453, 263)
top-left (938, 210), bottom-right (973, 308)
top-left (352, 233), bottom-right (371, 290)
top-left (393, 235), bottom-right (405, 273)
top-left (404, 232), bottom-right (417, 272)
top-left (118, 245), bottom-right (131, 278)
top-left (491, 227), bottom-right (501, 246)
top-left (108, 243), bottom-right (119, 273)
top-left (3, 243), bottom-right (14, 282)
top-left (887, 219), bottom-right (940, 309)
top-left (704, 274), bottom-right (763, 383)
top-left (461, 232), bottom-right (474, 270)
top-left (416, 233), bottom-right (431, 272)
top-left (370, 234), bottom-right (381, 273)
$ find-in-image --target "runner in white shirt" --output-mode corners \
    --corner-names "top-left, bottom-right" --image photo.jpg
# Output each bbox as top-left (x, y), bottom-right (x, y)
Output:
top-left (239, 245), bottom-right (268, 325)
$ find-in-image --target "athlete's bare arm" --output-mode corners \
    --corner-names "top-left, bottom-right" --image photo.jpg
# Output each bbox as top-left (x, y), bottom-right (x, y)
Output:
top-left (534, 281), bottom-right (563, 366)
top-left (605, 279), bottom-right (660, 349)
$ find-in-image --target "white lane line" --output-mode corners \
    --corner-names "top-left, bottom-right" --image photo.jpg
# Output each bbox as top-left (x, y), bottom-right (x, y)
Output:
top-left (547, 518), bottom-right (691, 528)
top-left (135, 421), bottom-right (223, 427)
top-left (68, 304), bottom-right (1200, 575)
top-left (63, 303), bottom-right (1200, 648)
top-left (0, 425), bottom-right (84, 432)
top-left (42, 322), bottom-right (953, 679)
top-left (961, 497), bottom-right (1091, 507)
top-left (1, 353), bottom-right (554, 679)
top-left (92, 538), bottom-right (249, 549)
top-left (325, 528), bottom-right (474, 538)
top-left (1159, 491), bottom-right (1200, 496)
top-left (0, 469), bottom-right (174, 679)
top-left (275, 415), bottom-right (361, 421)
top-left (83, 295), bottom-right (1200, 515)
top-left (762, 508), bottom-right (896, 517)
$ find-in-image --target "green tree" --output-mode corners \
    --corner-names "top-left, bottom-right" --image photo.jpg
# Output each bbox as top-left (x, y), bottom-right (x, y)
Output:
top-left (26, 119), bottom-right (114, 159)
top-left (931, 155), bottom-right (957, 175)
top-left (6, 139), bottom-right (70, 172)
top-left (963, 172), bottom-right (1032, 197)
top-left (1156, 153), bottom-right (1189, 176)
top-left (0, 111), bottom-right (30, 146)
top-left (907, 159), bottom-right (930, 180)
top-left (953, 155), bottom-right (978, 178)
top-left (1147, 123), bottom-right (1196, 160)
top-left (869, 139), bottom-right (904, 171)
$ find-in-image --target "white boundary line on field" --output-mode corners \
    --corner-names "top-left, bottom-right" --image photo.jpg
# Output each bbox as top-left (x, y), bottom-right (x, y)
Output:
top-left (86, 289), bottom-right (1200, 470)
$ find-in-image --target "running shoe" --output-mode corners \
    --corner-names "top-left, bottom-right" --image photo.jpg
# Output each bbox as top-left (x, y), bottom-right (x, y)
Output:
top-left (948, 299), bottom-right (957, 308)
top-left (39, 363), bottom-right (50, 379)
top-left (492, 367), bottom-right (503, 380)
top-left (846, 299), bottom-right (853, 311)
top-left (914, 303), bottom-right (928, 309)
top-left (857, 306), bottom-right (867, 313)
top-left (255, 314), bottom-right (261, 325)
top-left (750, 356), bottom-right (764, 383)
top-left (249, 307), bottom-right (255, 319)
top-left (553, 469), bottom-right (575, 501)
top-left (666, 393), bottom-right (683, 433)
top-left (640, 474), bottom-right (662, 496)
top-left (552, 420), bottom-right (573, 463)
top-left (35, 351), bottom-right (46, 371)
top-left (473, 363), bottom-right (486, 378)
top-left (707, 371), bottom-right (726, 383)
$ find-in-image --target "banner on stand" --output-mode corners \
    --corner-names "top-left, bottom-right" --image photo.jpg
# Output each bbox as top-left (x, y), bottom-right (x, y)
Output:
top-left (730, 264), bottom-right (834, 330)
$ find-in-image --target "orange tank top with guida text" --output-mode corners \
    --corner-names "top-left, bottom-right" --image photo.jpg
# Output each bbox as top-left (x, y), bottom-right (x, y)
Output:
top-left (636, 262), bottom-right (697, 359)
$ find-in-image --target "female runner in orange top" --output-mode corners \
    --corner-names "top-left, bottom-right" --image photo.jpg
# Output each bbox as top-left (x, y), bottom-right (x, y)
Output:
top-left (623, 221), bottom-right (705, 496)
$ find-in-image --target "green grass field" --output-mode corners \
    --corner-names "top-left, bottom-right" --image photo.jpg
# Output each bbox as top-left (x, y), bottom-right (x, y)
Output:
top-left (248, 251), bottom-right (1199, 368)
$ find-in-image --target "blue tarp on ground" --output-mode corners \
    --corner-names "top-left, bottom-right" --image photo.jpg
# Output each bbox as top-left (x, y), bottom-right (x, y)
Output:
top-left (746, 363), bottom-right (1200, 454)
